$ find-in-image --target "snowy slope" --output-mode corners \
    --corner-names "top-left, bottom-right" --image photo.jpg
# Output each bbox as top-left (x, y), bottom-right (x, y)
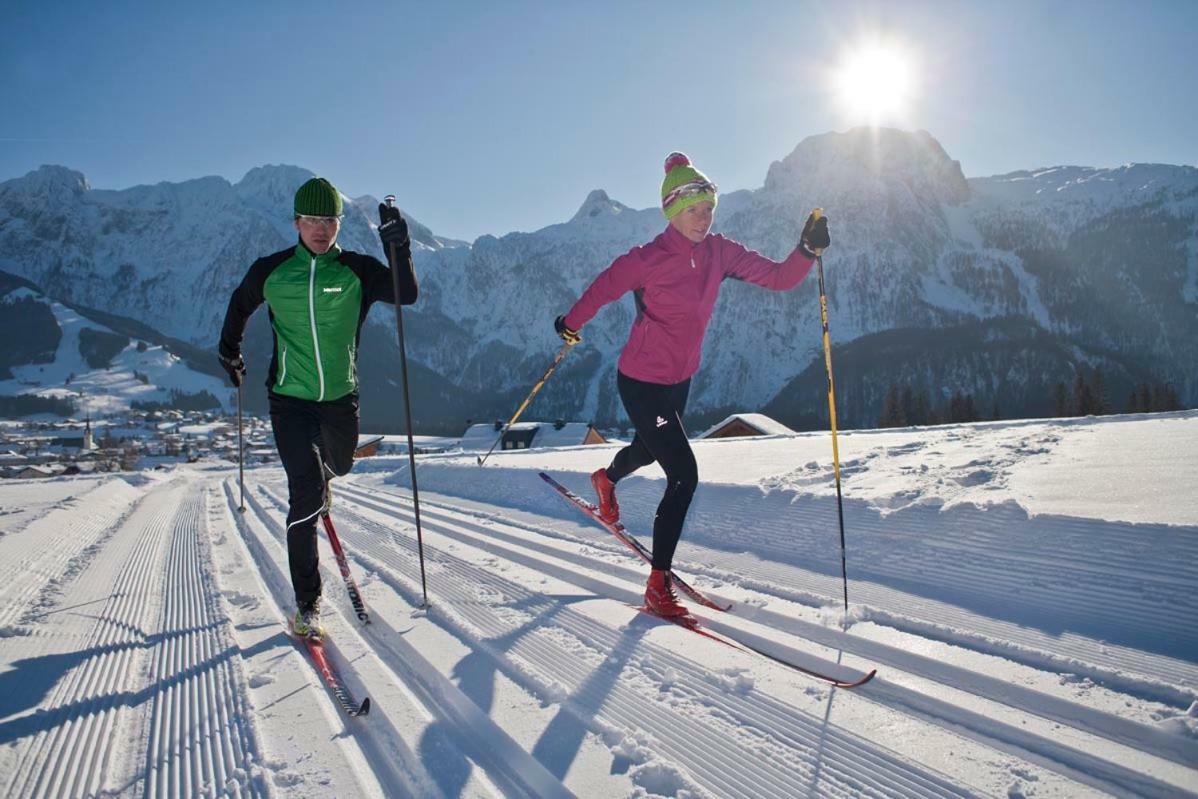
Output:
top-left (1, 412), bottom-right (1195, 797)
top-left (0, 279), bottom-right (230, 415)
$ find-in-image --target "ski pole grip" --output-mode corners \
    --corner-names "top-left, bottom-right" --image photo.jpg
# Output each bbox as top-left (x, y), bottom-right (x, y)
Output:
top-left (381, 194), bottom-right (398, 268)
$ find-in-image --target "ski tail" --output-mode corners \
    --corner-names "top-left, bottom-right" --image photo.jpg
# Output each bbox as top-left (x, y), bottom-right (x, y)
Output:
top-left (637, 605), bottom-right (876, 689)
top-left (539, 471), bottom-right (731, 612)
top-left (321, 511), bottom-right (371, 623)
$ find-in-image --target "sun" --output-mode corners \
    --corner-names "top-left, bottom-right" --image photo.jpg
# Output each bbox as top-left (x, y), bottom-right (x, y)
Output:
top-left (834, 40), bottom-right (916, 124)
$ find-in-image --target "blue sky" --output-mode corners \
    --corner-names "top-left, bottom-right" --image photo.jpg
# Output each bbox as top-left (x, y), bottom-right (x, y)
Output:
top-left (3, 0), bottom-right (1195, 240)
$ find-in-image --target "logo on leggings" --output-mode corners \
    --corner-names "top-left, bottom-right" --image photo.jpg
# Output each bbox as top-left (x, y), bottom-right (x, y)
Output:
top-left (655, 415), bottom-right (668, 428)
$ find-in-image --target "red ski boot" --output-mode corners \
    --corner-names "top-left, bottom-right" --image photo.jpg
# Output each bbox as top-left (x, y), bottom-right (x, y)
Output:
top-left (591, 468), bottom-right (620, 524)
top-left (644, 569), bottom-right (688, 617)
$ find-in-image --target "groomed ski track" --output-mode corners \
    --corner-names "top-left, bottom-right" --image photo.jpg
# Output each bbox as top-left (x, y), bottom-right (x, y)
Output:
top-left (0, 447), bottom-right (1195, 798)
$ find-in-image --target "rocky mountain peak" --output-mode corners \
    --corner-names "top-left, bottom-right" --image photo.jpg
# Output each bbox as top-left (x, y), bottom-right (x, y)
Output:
top-left (570, 189), bottom-right (630, 223)
top-left (234, 164), bottom-right (318, 210)
top-left (765, 127), bottom-right (970, 206)
top-left (0, 165), bottom-right (91, 205)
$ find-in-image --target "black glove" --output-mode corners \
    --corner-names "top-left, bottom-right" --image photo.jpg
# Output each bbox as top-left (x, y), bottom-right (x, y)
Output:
top-left (800, 208), bottom-right (830, 257)
top-left (554, 315), bottom-right (581, 346)
top-left (378, 202), bottom-right (410, 258)
top-left (219, 352), bottom-right (246, 387)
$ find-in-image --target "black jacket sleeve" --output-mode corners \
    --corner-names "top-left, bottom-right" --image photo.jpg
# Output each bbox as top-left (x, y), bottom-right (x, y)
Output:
top-left (343, 249), bottom-right (418, 307)
top-left (218, 253), bottom-right (281, 358)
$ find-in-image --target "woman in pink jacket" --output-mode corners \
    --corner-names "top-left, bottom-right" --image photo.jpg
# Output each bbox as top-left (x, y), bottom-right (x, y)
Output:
top-left (555, 152), bottom-right (830, 616)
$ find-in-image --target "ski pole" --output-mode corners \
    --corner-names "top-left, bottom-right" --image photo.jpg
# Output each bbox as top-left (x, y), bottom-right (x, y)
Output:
top-left (813, 219), bottom-right (850, 617)
top-left (477, 341), bottom-right (572, 467)
top-left (382, 195), bottom-right (429, 608)
top-left (236, 383), bottom-right (245, 513)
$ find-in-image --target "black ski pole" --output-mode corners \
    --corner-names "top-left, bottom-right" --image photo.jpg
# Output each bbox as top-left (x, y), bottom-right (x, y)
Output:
top-left (236, 383), bottom-right (245, 513)
top-left (477, 341), bottom-right (572, 467)
top-left (813, 212), bottom-right (850, 617)
top-left (382, 195), bottom-right (429, 608)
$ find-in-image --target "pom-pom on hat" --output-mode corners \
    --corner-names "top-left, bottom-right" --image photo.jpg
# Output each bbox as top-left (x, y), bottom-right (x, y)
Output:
top-left (294, 177), bottom-right (343, 217)
top-left (660, 152), bottom-right (717, 220)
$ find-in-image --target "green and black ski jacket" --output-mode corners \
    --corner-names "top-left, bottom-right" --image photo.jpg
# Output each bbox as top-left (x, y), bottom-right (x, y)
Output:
top-left (219, 241), bottom-right (418, 402)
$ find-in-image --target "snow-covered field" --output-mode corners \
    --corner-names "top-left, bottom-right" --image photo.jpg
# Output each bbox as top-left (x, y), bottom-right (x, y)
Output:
top-left (1, 411), bottom-right (1196, 798)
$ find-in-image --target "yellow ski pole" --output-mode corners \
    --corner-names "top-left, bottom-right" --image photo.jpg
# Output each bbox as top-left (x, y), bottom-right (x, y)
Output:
top-left (477, 341), bottom-right (573, 466)
top-left (812, 209), bottom-right (850, 615)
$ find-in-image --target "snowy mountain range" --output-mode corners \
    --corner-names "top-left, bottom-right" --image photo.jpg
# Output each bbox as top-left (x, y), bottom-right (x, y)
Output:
top-left (1, 128), bottom-right (1195, 432)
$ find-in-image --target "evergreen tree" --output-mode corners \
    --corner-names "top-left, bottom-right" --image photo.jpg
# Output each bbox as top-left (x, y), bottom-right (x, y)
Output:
top-left (948, 390), bottom-right (978, 423)
top-left (1164, 384), bottom-right (1181, 411)
top-left (1138, 383), bottom-right (1152, 413)
top-left (900, 385), bottom-right (916, 426)
top-left (879, 384), bottom-right (905, 428)
top-left (912, 389), bottom-right (931, 426)
top-left (1073, 373), bottom-right (1096, 416)
top-left (1053, 382), bottom-right (1069, 417)
top-left (1126, 390), bottom-right (1139, 413)
top-left (963, 393), bottom-right (978, 422)
top-left (1092, 370), bottom-right (1110, 415)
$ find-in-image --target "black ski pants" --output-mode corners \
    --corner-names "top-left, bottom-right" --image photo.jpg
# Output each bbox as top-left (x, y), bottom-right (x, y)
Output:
top-left (269, 390), bottom-right (359, 608)
top-left (605, 371), bottom-right (697, 571)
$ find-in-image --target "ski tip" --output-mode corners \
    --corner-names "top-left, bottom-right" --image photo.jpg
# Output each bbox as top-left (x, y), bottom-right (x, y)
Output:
top-left (839, 669), bottom-right (877, 689)
top-left (353, 697), bottom-right (372, 716)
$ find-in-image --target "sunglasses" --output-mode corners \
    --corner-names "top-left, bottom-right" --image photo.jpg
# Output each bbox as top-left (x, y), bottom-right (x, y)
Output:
top-left (296, 214), bottom-right (343, 229)
top-left (663, 179), bottom-right (718, 208)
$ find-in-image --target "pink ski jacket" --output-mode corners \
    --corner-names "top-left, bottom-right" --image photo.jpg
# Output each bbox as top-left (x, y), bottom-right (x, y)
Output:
top-left (564, 224), bottom-right (815, 385)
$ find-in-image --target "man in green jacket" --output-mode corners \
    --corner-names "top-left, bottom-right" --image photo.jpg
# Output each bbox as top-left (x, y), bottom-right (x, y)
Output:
top-left (218, 176), bottom-right (417, 637)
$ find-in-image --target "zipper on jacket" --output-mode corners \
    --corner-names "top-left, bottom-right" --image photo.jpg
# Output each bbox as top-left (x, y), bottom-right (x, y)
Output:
top-left (347, 343), bottom-right (356, 386)
top-left (308, 256), bottom-right (326, 401)
top-left (277, 347), bottom-right (288, 386)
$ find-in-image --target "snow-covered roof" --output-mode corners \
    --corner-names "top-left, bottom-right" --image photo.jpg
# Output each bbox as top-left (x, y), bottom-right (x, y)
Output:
top-left (358, 434), bottom-right (459, 453)
top-left (178, 423), bottom-right (224, 437)
top-left (458, 421), bottom-right (600, 451)
top-left (698, 413), bottom-right (795, 439)
top-left (16, 464), bottom-right (58, 477)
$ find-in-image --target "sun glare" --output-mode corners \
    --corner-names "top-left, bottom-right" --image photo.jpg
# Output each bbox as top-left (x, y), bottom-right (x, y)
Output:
top-left (834, 41), bottom-right (915, 124)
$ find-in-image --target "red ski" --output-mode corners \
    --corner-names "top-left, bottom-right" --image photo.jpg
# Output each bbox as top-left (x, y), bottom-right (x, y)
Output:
top-left (637, 606), bottom-right (876, 689)
top-left (540, 471), bottom-right (730, 611)
top-left (289, 621), bottom-right (371, 717)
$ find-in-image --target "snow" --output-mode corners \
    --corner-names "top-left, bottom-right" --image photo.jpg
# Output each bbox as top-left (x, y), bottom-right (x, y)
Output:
top-left (0, 412), bottom-right (1195, 797)
top-left (0, 291), bottom-right (229, 415)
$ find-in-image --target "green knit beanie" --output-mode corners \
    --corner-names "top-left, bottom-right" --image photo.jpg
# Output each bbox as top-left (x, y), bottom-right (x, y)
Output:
top-left (294, 177), bottom-right (343, 217)
top-left (660, 152), bottom-right (717, 219)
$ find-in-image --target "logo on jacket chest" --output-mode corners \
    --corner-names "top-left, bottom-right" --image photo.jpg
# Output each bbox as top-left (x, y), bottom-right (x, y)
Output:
top-left (322, 286), bottom-right (343, 294)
